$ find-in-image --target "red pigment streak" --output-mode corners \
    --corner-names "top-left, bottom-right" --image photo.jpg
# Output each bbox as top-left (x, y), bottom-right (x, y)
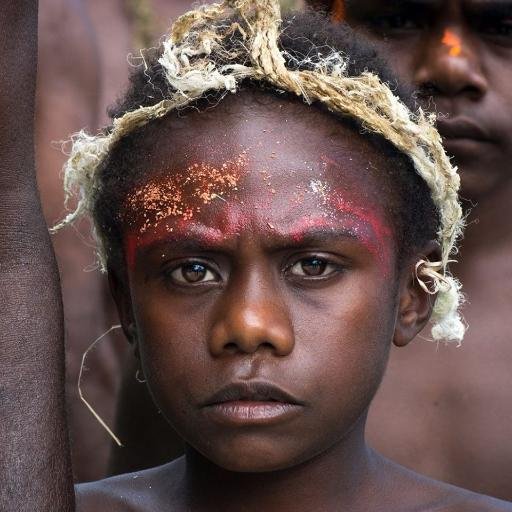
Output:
top-left (125, 221), bottom-right (225, 269)
top-left (315, 155), bottom-right (394, 274)
top-left (288, 216), bottom-right (340, 242)
top-left (124, 153), bottom-right (246, 234)
top-left (123, 154), bottom-right (247, 269)
top-left (327, 190), bottom-right (394, 274)
top-left (442, 29), bottom-right (462, 57)
top-left (124, 205), bottom-right (251, 271)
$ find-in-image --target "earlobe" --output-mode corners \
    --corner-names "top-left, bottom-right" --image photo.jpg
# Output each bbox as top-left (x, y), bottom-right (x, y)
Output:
top-left (393, 242), bottom-right (441, 347)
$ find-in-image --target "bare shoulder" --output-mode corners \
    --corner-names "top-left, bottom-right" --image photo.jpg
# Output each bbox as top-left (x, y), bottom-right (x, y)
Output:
top-left (75, 459), bottom-right (185, 512)
top-left (436, 488), bottom-right (512, 512)
top-left (377, 456), bottom-right (512, 512)
top-left (417, 474), bottom-right (512, 511)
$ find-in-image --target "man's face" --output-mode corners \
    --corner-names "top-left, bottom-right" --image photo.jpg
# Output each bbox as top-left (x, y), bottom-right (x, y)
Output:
top-left (115, 93), bottom-right (409, 473)
top-left (345, 0), bottom-right (512, 199)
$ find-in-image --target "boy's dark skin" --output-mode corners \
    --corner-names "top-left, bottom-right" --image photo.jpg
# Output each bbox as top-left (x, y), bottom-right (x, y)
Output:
top-left (75, 91), bottom-right (511, 511)
top-left (0, 1), bottom-right (74, 510)
top-left (305, 0), bottom-right (512, 499)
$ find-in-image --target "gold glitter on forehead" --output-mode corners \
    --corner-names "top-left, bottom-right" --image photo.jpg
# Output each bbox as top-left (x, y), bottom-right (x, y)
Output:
top-left (124, 152), bottom-right (247, 234)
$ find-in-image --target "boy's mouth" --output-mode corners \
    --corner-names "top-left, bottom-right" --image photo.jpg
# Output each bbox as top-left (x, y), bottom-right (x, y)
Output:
top-left (201, 381), bottom-right (304, 426)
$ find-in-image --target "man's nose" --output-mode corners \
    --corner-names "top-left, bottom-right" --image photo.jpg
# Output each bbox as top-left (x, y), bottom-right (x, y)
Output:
top-left (414, 28), bottom-right (488, 100)
top-left (208, 270), bottom-right (295, 357)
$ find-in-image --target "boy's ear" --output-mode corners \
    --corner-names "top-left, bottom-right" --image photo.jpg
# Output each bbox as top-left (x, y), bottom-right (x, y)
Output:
top-left (107, 266), bottom-right (137, 347)
top-left (393, 241), bottom-right (441, 348)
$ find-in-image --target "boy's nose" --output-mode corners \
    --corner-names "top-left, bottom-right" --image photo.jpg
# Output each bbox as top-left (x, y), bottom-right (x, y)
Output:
top-left (414, 28), bottom-right (488, 100)
top-left (208, 272), bottom-right (295, 357)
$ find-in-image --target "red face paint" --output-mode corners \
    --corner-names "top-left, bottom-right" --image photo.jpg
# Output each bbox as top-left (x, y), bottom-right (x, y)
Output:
top-left (442, 29), bottom-right (462, 57)
top-left (288, 216), bottom-right (338, 242)
top-left (326, 190), bottom-right (394, 273)
top-left (125, 221), bottom-right (225, 268)
top-left (314, 155), bottom-right (395, 274)
top-left (123, 154), bottom-right (246, 270)
top-left (124, 152), bottom-right (395, 275)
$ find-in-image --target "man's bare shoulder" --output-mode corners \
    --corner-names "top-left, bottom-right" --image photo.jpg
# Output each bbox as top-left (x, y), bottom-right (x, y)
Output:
top-left (76, 458), bottom-right (185, 512)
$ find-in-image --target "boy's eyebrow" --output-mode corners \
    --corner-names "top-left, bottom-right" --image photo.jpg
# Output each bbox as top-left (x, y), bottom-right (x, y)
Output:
top-left (145, 238), bottom-right (229, 254)
top-left (132, 223), bottom-right (227, 255)
top-left (135, 223), bottom-right (375, 254)
top-left (269, 227), bottom-right (361, 248)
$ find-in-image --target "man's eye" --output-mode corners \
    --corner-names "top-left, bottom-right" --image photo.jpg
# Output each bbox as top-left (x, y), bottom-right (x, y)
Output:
top-left (288, 257), bottom-right (338, 278)
top-left (370, 14), bottom-right (423, 34)
top-left (169, 262), bottom-right (219, 284)
top-left (478, 17), bottom-right (512, 38)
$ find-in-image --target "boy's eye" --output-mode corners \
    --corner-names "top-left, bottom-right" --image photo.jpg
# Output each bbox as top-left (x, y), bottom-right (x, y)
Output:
top-left (288, 257), bottom-right (338, 278)
top-left (169, 262), bottom-right (219, 284)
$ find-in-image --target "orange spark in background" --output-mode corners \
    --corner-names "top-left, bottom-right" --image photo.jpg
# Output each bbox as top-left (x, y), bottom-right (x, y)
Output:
top-left (331, 0), bottom-right (346, 22)
top-left (442, 29), bottom-right (462, 57)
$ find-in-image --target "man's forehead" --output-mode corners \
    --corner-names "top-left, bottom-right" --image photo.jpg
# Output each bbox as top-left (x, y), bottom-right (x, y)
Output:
top-left (348, 0), bottom-right (512, 12)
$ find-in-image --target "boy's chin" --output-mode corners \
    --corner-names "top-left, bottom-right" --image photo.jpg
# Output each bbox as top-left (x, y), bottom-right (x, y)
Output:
top-left (196, 438), bottom-right (317, 473)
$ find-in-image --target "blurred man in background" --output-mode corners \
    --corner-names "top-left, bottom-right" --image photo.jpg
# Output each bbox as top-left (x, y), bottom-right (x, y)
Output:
top-left (309, 0), bottom-right (512, 501)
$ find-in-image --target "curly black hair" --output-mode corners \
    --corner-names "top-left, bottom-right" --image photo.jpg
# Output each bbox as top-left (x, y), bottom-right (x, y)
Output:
top-left (93, 10), bottom-right (438, 271)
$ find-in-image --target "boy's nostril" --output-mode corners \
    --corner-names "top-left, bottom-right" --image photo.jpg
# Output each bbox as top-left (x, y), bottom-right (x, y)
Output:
top-left (224, 341), bottom-right (239, 353)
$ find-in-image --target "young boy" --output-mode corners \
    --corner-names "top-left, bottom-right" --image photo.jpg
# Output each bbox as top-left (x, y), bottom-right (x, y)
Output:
top-left (1, 1), bottom-right (510, 510)
top-left (307, 0), bottom-right (512, 500)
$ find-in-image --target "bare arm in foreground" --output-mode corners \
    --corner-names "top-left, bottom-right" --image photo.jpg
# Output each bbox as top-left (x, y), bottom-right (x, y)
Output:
top-left (0, 1), bottom-right (74, 510)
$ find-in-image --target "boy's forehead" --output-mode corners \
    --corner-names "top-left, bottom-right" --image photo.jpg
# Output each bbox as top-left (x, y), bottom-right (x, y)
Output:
top-left (138, 92), bottom-right (385, 191)
top-left (123, 94), bottom-right (397, 270)
top-left (124, 149), bottom-right (386, 232)
top-left (123, 92), bottom-right (395, 242)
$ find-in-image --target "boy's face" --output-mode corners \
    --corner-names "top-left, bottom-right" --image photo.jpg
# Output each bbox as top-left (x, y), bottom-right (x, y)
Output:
top-left (344, 0), bottom-right (512, 199)
top-left (113, 94), bottom-right (429, 472)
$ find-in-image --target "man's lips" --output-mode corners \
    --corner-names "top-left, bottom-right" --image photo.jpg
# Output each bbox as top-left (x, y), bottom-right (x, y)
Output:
top-left (437, 117), bottom-right (491, 142)
top-left (201, 381), bottom-right (304, 426)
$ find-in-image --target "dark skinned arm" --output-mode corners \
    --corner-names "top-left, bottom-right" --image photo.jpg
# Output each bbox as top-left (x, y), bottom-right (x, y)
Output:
top-left (0, 1), bottom-right (74, 510)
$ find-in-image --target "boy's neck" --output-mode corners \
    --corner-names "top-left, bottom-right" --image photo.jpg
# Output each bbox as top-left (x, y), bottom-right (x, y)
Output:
top-left (182, 420), bottom-right (380, 512)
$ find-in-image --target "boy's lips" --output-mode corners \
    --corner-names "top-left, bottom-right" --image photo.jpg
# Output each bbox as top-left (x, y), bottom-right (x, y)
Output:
top-left (201, 381), bottom-right (304, 426)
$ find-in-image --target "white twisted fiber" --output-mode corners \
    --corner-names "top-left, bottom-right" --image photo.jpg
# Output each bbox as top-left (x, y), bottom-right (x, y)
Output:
top-left (53, 0), bottom-right (465, 343)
